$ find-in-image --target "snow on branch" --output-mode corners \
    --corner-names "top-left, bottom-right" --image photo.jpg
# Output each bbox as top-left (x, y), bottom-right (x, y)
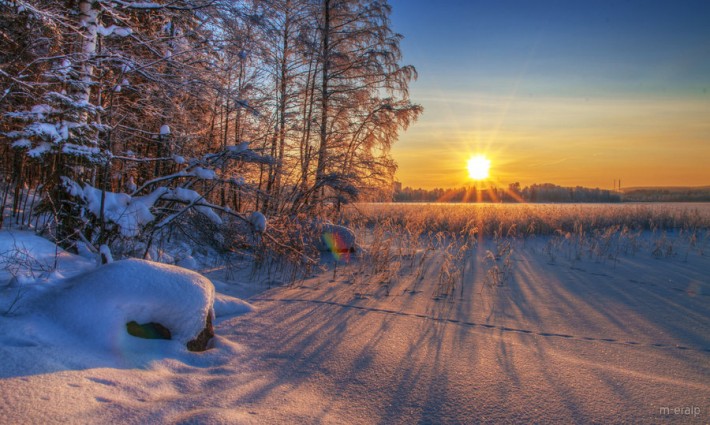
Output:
top-left (45, 91), bottom-right (104, 114)
top-left (4, 104), bottom-right (57, 121)
top-left (96, 24), bottom-right (133, 37)
top-left (62, 177), bottom-right (168, 238)
top-left (203, 144), bottom-right (275, 168)
top-left (106, 0), bottom-right (217, 11)
top-left (126, 144), bottom-right (273, 196)
top-left (61, 143), bottom-right (107, 163)
top-left (160, 187), bottom-right (222, 225)
top-left (131, 171), bottom-right (190, 195)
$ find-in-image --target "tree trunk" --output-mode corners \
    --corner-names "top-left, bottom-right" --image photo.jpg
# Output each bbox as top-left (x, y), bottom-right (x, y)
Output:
top-left (314, 0), bottom-right (331, 201)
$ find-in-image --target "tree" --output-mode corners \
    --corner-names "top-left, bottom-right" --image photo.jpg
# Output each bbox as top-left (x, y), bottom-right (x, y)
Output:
top-left (2, 1), bottom-right (268, 247)
top-left (310, 0), bottom-right (421, 208)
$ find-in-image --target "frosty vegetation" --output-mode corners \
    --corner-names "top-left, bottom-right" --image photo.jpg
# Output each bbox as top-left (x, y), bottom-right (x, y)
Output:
top-left (0, 0), bottom-right (421, 267)
top-left (336, 203), bottom-right (710, 299)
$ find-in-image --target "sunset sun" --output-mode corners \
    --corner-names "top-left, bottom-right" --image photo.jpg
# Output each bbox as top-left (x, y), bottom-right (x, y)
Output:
top-left (467, 155), bottom-right (491, 180)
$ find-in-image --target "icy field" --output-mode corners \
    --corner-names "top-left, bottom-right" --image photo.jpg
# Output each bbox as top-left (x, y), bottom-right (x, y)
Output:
top-left (1, 206), bottom-right (709, 423)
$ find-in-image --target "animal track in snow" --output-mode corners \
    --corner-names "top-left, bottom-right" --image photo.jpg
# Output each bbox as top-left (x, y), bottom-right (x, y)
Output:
top-left (252, 297), bottom-right (710, 353)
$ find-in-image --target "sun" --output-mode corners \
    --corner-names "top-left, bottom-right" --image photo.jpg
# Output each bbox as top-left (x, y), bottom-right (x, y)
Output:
top-left (467, 155), bottom-right (491, 180)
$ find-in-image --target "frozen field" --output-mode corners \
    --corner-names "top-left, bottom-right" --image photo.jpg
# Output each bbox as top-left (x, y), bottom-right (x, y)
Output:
top-left (1, 203), bottom-right (709, 424)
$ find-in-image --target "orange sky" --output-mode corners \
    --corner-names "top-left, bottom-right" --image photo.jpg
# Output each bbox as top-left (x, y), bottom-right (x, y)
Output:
top-left (393, 93), bottom-right (710, 190)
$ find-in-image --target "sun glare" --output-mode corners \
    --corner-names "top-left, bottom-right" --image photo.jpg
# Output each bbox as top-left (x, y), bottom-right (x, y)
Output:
top-left (467, 155), bottom-right (491, 180)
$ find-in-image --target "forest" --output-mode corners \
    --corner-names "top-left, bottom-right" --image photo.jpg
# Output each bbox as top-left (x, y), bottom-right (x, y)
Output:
top-left (0, 0), bottom-right (421, 258)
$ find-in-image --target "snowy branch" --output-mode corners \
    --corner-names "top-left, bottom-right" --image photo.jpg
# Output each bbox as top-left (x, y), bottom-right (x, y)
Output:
top-left (107, 0), bottom-right (217, 11)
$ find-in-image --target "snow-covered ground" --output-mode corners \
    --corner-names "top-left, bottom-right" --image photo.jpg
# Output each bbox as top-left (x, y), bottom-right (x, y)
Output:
top-left (0, 229), bottom-right (708, 423)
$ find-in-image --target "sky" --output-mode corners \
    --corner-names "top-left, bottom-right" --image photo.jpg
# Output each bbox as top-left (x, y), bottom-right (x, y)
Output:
top-left (387, 0), bottom-right (710, 190)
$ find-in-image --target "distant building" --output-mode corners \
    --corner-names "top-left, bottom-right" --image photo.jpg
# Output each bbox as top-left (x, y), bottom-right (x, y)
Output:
top-left (393, 181), bottom-right (402, 193)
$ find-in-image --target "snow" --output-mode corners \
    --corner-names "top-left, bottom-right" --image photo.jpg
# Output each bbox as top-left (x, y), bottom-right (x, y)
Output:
top-left (57, 59), bottom-right (71, 75)
top-left (113, 1), bottom-right (162, 9)
top-left (99, 244), bottom-right (113, 263)
top-left (27, 142), bottom-right (51, 158)
top-left (0, 229), bottom-right (253, 368)
top-left (125, 175), bottom-right (137, 192)
top-left (30, 104), bottom-right (55, 119)
top-left (190, 166), bottom-right (216, 180)
top-left (227, 141), bottom-right (250, 153)
top-left (213, 288), bottom-right (255, 318)
top-left (76, 241), bottom-right (95, 259)
top-left (62, 143), bottom-right (102, 159)
top-left (96, 25), bottom-right (132, 37)
top-left (249, 211), bottom-right (267, 233)
top-left (58, 122), bottom-right (69, 140)
top-left (11, 138), bottom-right (31, 149)
top-left (27, 122), bottom-right (61, 141)
top-left (0, 218), bottom-right (708, 424)
top-left (176, 255), bottom-right (198, 270)
top-left (47, 259), bottom-right (214, 350)
top-left (0, 231), bottom-right (94, 286)
top-left (62, 178), bottom-right (167, 237)
top-left (163, 187), bottom-right (223, 225)
top-left (45, 91), bottom-right (101, 113)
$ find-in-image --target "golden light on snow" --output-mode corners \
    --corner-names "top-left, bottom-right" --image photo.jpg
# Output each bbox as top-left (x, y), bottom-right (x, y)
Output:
top-left (467, 155), bottom-right (491, 180)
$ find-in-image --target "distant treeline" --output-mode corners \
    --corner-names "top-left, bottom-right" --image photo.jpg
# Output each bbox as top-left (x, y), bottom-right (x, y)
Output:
top-left (621, 187), bottom-right (710, 202)
top-left (393, 183), bottom-right (622, 203)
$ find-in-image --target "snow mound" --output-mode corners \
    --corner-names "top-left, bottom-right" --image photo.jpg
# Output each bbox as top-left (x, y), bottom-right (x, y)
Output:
top-left (49, 259), bottom-right (215, 350)
top-left (249, 211), bottom-right (267, 233)
top-left (214, 292), bottom-right (254, 318)
top-left (0, 230), bottom-right (94, 285)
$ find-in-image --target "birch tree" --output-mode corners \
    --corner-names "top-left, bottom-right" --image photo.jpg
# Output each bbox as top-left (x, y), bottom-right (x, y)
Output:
top-left (311, 0), bottom-right (421, 207)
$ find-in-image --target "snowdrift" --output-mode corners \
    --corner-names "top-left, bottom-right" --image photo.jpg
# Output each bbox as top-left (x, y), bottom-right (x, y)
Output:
top-left (49, 259), bottom-right (215, 351)
top-left (0, 231), bottom-right (94, 286)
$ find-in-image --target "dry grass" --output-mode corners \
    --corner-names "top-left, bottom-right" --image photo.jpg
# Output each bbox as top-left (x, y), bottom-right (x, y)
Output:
top-left (332, 203), bottom-right (710, 299)
top-left (346, 203), bottom-right (710, 237)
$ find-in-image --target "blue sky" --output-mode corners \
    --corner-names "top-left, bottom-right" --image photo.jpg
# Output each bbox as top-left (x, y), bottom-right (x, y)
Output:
top-left (388, 0), bottom-right (710, 188)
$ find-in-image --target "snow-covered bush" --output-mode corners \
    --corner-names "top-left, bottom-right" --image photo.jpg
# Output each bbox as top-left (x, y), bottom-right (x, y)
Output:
top-left (49, 259), bottom-right (215, 351)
